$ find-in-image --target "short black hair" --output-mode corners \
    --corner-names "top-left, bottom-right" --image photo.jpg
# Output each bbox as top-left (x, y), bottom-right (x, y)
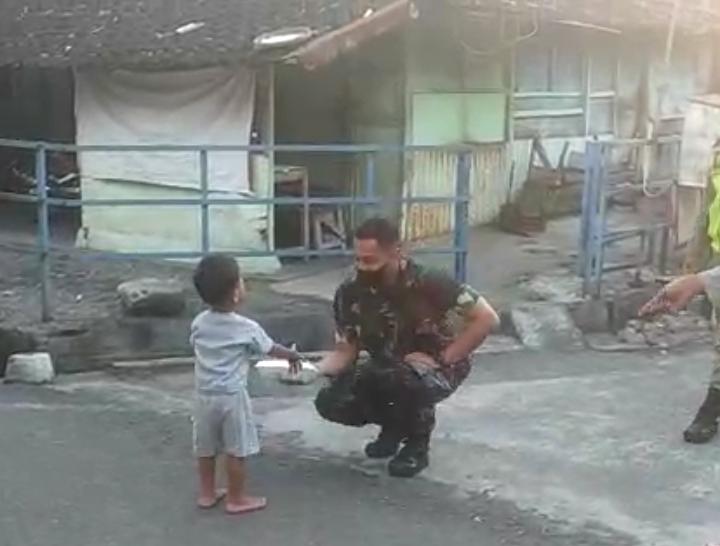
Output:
top-left (354, 217), bottom-right (400, 248)
top-left (193, 254), bottom-right (240, 306)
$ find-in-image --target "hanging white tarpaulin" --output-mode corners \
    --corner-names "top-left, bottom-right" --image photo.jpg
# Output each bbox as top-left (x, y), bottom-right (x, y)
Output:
top-left (75, 66), bottom-right (255, 192)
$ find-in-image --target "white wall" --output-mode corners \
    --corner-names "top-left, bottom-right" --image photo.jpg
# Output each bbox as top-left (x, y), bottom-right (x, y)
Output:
top-left (77, 178), bottom-right (280, 274)
top-left (73, 66), bottom-right (281, 273)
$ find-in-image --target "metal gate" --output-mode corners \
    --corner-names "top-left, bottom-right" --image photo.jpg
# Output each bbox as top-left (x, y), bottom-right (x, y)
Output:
top-left (578, 137), bottom-right (680, 297)
top-left (0, 139), bottom-right (472, 321)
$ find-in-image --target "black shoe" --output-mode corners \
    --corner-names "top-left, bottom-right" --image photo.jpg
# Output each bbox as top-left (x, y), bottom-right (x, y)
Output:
top-left (683, 388), bottom-right (720, 445)
top-left (684, 419), bottom-right (718, 444)
top-left (388, 443), bottom-right (429, 478)
top-left (364, 430), bottom-right (402, 459)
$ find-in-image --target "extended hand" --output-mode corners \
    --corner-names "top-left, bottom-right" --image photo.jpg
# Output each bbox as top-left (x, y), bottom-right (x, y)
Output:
top-left (639, 274), bottom-right (705, 318)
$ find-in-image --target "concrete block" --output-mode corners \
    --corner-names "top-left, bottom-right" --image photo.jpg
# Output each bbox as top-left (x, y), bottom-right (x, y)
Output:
top-left (4, 352), bottom-right (55, 384)
top-left (569, 299), bottom-right (610, 333)
top-left (117, 278), bottom-right (186, 317)
top-left (44, 300), bottom-right (334, 374)
top-left (0, 327), bottom-right (38, 377)
top-left (248, 360), bottom-right (320, 398)
top-left (522, 273), bottom-right (583, 304)
top-left (510, 303), bottom-right (583, 350)
top-left (609, 287), bottom-right (660, 331)
top-left (255, 360), bottom-right (318, 385)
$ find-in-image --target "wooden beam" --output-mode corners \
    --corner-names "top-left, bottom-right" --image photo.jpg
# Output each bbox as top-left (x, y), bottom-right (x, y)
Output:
top-left (514, 108), bottom-right (584, 119)
top-left (284, 0), bottom-right (416, 70)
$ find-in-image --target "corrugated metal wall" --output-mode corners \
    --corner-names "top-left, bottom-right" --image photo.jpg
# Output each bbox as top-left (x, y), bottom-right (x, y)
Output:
top-left (468, 144), bottom-right (509, 225)
top-left (401, 143), bottom-right (509, 240)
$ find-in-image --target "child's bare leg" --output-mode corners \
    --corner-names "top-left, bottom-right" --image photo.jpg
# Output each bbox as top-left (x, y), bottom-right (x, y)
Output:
top-left (197, 456), bottom-right (222, 508)
top-left (225, 455), bottom-right (266, 514)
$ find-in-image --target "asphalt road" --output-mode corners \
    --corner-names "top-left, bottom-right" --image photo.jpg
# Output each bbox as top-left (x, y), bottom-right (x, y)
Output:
top-left (0, 372), bottom-right (637, 546)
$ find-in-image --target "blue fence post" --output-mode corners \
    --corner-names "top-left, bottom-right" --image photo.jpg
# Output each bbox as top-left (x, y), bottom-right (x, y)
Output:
top-left (199, 149), bottom-right (210, 254)
top-left (592, 144), bottom-right (608, 297)
top-left (35, 144), bottom-right (51, 322)
top-left (302, 152), bottom-right (311, 262)
top-left (365, 152), bottom-right (376, 197)
top-left (358, 151), bottom-right (376, 227)
top-left (365, 153), bottom-right (375, 198)
top-left (581, 141), bottom-right (601, 296)
top-left (578, 140), bottom-right (595, 277)
top-left (454, 151), bottom-right (471, 284)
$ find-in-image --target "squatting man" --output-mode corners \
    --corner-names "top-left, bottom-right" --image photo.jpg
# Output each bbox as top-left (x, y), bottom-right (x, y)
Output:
top-left (314, 217), bottom-right (499, 478)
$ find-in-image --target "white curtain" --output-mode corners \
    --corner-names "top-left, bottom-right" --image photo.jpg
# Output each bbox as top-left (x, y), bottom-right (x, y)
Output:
top-left (75, 66), bottom-right (255, 192)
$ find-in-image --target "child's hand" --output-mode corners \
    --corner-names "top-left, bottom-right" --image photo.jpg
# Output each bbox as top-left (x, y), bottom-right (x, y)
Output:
top-left (269, 343), bottom-right (303, 374)
top-left (287, 343), bottom-right (302, 375)
top-left (288, 357), bottom-right (302, 375)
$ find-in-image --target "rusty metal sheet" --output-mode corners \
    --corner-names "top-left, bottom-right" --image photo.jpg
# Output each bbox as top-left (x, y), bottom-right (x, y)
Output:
top-left (402, 144), bottom-right (509, 241)
top-left (285, 0), bottom-right (416, 70)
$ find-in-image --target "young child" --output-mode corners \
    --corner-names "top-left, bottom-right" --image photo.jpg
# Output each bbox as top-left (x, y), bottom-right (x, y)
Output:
top-left (190, 254), bottom-right (301, 514)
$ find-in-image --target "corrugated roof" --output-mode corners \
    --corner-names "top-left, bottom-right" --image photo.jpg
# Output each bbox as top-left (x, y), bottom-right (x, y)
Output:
top-left (0, 0), bottom-right (383, 68)
top-left (432, 0), bottom-right (720, 34)
top-left (2, 0), bottom-right (718, 68)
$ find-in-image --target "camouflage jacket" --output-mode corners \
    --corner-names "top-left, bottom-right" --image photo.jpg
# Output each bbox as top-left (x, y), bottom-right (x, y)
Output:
top-left (333, 259), bottom-right (481, 366)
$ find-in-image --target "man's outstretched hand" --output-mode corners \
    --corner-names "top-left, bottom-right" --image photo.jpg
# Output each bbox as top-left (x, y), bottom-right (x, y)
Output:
top-left (639, 274), bottom-right (706, 318)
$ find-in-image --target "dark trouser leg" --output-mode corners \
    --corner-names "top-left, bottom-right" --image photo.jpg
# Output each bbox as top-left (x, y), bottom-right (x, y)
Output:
top-left (387, 360), bottom-right (470, 478)
top-left (684, 354), bottom-right (720, 444)
top-left (397, 358), bottom-right (470, 442)
top-left (314, 367), bottom-right (371, 427)
top-left (314, 364), bottom-right (404, 457)
top-left (314, 363), bottom-right (399, 426)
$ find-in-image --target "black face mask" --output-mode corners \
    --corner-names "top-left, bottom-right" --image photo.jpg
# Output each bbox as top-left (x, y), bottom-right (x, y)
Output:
top-left (356, 265), bottom-right (387, 289)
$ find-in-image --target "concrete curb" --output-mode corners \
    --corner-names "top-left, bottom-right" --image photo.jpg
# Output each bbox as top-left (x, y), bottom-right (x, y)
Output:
top-left (111, 352), bottom-right (330, 372)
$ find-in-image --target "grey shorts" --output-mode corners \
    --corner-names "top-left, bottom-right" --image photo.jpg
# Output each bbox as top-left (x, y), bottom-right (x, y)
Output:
top-left (192, 391), bottom-right (260, 458)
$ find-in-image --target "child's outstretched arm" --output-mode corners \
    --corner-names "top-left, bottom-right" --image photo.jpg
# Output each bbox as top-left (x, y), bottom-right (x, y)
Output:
top-left (268, 344), bottom-right (303, 373)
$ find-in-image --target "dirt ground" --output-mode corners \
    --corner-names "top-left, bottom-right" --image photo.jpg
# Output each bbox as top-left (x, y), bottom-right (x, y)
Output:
top-left (0, 237), bottom-right (328, 328)
top-left (0, 201), bottom-right (334, 330)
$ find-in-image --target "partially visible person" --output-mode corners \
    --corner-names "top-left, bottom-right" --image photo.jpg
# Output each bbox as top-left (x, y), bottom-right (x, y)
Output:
top-left (190, 254), bottom-right (301, 514)
top-left (315, 217), bottom-right (499, 478)
top-left (640, 268), bottom-right (720, 443)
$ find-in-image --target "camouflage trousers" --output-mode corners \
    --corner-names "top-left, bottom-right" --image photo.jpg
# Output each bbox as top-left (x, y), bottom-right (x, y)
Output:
top-left (712, 351), bottom-right (720, 391)
top-left (314, 358), bottom-right (471, 445)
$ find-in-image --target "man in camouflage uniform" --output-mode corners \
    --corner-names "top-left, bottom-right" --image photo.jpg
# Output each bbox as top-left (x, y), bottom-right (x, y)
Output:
top-left (315, 218), bottom-right (499, 477)
top-left (641, 268), bottom-right (720, 444)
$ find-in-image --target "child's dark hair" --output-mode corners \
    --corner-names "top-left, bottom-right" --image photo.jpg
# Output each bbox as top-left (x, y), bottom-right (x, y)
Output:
top-left (193, 254), bottom-right (240, 306)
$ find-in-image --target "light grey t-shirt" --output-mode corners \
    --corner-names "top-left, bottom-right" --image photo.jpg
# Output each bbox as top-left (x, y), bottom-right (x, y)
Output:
top-left (190, 310), bottom-right (274, 395)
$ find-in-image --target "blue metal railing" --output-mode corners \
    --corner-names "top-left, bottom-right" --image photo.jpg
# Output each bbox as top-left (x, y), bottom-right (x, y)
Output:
top-left (578, 138), bottom-right (679, 297)
top-left (0, 139), bottom-right (472, 321)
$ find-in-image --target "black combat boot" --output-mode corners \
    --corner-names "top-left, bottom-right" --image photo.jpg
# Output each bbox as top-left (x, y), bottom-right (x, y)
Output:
top-left (684, 388), bottom-right (720, 444)
top-left (365, 428), bottom-right (403, 459)
top-left (388, 437), bottom-right (429, 478)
